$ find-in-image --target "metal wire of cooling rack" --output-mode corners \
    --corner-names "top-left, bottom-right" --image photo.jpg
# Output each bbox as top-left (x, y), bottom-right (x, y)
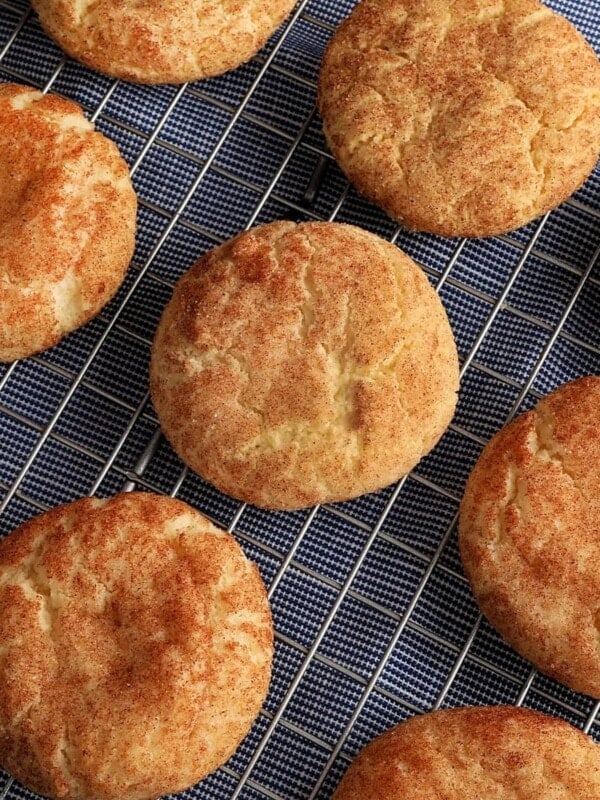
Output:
top-left (1, 0), bottom-right (600, 798)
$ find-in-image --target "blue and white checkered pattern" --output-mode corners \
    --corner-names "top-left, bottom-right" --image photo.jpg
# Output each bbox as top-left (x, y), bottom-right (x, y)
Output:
top-left (1, 0), bottom-right (600, 797)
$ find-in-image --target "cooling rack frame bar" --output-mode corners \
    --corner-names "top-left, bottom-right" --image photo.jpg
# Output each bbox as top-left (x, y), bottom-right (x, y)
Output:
top-left (1, 0), bottom-right (600, 798)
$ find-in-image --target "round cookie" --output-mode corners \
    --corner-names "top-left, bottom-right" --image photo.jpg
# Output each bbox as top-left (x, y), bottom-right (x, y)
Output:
top-left (150, 221), bottom-right (459, 510)
top-left (31, 0), bottom-right (297, 84)
top-left (0, 492), bottom-right (273, 800)
top-left (459, 376), bottom-right (600, 697)
top-left (333, 706), bottom-right (600, 799)
top-left (0, 83), bottom-right (136, 362)
top-left (318, 0), bottom-right (600, 238)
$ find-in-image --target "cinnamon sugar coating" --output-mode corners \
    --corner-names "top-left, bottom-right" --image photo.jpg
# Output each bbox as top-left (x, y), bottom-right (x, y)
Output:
top-left (334, 706), bottom-right (600, 798)
top-left (0, 83), bottom-right (136, 362)
top-left (31, 0), bottom-right (297, 84)
top-left (150, 221), bottom-right (459, 510)
top-left (460, 376), bottom-right (600, 697)
top-left (318, 0), bottom-right (600, 237)
top-left (0, 492), bottom-right (273, 799)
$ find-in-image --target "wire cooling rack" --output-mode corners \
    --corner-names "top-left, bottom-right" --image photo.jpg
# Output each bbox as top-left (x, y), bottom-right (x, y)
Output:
top-left (1, 1), bottom-right (600, 798)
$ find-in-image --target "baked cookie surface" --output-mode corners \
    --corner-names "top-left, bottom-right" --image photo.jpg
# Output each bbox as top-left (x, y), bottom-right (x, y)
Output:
top-left (460, 376), bottom-right (600, 697)
top-left (333, 706), bottom-right (600, 798)
top-left (0, 83), bottom-right (136, 362)
top-left (150, 221), bottom-right (459, 510)
top-left (31, 0), bottom-right (297, 84)
top-left (0, 492), bottom-right (273, 800)
top-left (318, 0), bottom-right (600, 237)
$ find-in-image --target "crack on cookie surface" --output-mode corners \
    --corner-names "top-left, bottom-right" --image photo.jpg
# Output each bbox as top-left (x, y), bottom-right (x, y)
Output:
top-left (0, 494), bottom-right (273, 800)
top-left (150, 221), bottom-right (459, 508)
top-left (32, 0), bottom-right (298, 84)
top-left (0, 83), bottom-right (136, 361)
top-left (319, 0), bottom-right (600, 236)
top-left (459, 377), bottom-right (600, 696)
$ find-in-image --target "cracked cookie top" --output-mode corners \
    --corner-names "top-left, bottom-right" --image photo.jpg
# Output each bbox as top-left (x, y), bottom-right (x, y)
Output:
top-left (0, 83), bottom-right (136, 362)
top-left (150, 221), bottom-right (459, 510)
top-left (0, 492), bottom-right (273, 800)
top-left (318, 0), bottom-right (600, 238)
top-left (459, 376), bottom-right (600, 697)
top-left (31, 0), bottom-right (297, 84)
top-left (333, 706), bottom-right (600, 799)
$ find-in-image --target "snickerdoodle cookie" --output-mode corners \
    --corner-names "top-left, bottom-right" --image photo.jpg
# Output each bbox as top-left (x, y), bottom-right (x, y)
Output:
top-left (0, 492), bottom-right (273, 799)
top-left (333, 706), bottom-right (600, 799)
top-left (150, 221), bottom-right (459, 510)
top-left (31, 0), bottom-right (297, 84)
top-left (0, 83), bottom-right (136, 361)
top-left (318, 0), bottom-right (600, 237)
top-left (460, 376), bottom-right (600, 697)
